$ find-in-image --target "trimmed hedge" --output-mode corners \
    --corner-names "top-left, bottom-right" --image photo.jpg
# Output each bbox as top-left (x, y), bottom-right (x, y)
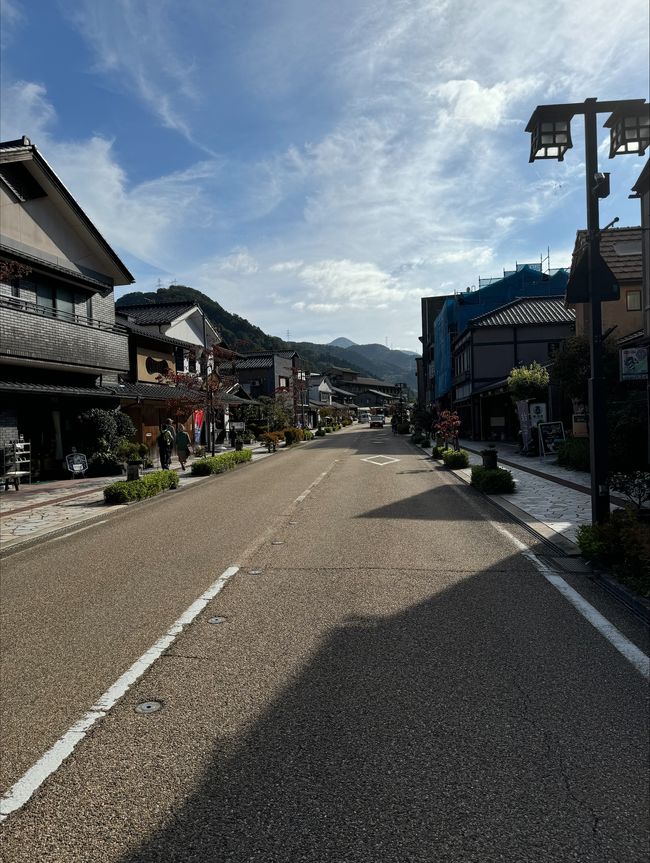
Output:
top-left (304, 429), bottom-right (314, 440)
top-left (104, 470), bottom-right (179, 504)
top-left (315, 428), bottom-right (326, 437)
top-left (471, 465), bottom-right (516, 494)
top-left (557, 437), bottom-right (590, 472)
top-left (441, 448), bottom-right (470, 469)
top-left (577, 508), bottom-right (650, 598)
top-left (283, 427), bottom-right (305, 445)
top-left (191, 450), bottom-right (252, 476)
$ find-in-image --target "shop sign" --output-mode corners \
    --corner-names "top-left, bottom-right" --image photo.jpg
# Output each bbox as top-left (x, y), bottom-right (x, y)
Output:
top-left (620, 346), bottom-right (647, 381)
top-left (529, 402), bottom-right (547, 427)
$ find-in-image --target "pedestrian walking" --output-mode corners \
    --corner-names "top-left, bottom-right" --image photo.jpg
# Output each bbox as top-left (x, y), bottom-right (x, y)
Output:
top-left (157, 423), bottom-right (174, 470)
top-left (391, 415), bottom-right (398, 435)
top-left (176, 426), bottom-right (192, 470)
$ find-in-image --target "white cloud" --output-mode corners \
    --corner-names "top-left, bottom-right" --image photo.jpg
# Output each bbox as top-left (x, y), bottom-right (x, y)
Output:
top-left (299, 260), bottom-right (406, 308)
top-left (215, 249), bottom-right (259, 275)
top-left (433, 78), bottom-right (541, 129)
top-left (269, 260), bottom-right (304, 272)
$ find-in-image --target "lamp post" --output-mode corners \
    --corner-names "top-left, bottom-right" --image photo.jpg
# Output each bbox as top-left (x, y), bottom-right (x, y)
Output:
top-left (526, 97), bottom-right (649, 524)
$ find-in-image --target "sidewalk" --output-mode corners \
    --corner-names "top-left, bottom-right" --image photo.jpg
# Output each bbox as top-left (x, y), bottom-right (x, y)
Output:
top-left (0, 444), bottom-right (271, 553)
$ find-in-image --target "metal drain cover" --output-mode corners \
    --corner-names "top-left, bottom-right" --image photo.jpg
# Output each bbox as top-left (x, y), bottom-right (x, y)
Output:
top-left (208, 616), bottom-right (227, 625)
top-left (135, 700), bottom-right (163, 714)
top-left (271, 540), bottom-right (285, 545)
top-left (249, 569), bottom-right (263, 575)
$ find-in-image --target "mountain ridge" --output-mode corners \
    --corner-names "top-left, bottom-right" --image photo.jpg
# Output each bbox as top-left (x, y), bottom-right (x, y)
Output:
top-left (116, 287), bottom-right (416, 389)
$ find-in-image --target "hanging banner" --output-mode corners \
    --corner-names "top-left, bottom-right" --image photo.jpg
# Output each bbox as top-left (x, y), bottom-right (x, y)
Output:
top-left (193, 409), bottom-right (204, 443)
top-left (516, 400), bottom-right (532, 450)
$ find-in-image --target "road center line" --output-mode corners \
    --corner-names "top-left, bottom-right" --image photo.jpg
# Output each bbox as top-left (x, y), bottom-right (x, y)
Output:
top-left (294, 467), bottom-right (334, 504)
top-left (490, 520), bottom-right (650, 680)
top-left (0, 565), bottom-right (239, 823)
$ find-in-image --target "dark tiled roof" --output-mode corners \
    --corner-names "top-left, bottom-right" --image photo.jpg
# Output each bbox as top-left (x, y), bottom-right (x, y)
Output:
top-left (571, 227), bottom-right (643, 282)
top-left (116, 302), bottom-right (198, 325)
top-left (470, 296), bottom-right (575, 328)
top-left (228, 357), bottom-right (274, 370)
top-left (116, 380), bottom-right (250, 404)
top-left (116, 315), bottom-right (195, 348)
top-left (331, 385), bottom-right (354, 396)
top-left (0, 381), bottom-right (119, 398)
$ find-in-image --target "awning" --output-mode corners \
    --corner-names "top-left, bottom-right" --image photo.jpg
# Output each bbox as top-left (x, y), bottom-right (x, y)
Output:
top-left (0, 380), bottom-right (119, 398)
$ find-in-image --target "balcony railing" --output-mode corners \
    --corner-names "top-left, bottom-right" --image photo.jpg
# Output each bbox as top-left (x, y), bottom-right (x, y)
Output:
top-left (0, 294), bottom-right (127, 334)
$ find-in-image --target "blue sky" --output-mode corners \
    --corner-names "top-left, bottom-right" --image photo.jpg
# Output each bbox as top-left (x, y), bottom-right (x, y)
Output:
top-left (1, 0), bottom-right (648, 352)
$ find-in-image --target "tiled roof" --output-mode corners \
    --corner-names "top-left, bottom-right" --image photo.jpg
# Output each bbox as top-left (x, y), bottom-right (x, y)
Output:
top-left (228, 357), bottom-right (274, 370)
top-left (116, 302), bottom-right (198, 325)
top-left (116, 381), bottom-right (251, 404)
top-left (116, 315), bottom-right (195, 348)
top-left (0, 381), bottom-right (119, 398)
top-left (470, 296), bottom-right (575, 328)
top-left (571, 227), bottom-right (642, 282)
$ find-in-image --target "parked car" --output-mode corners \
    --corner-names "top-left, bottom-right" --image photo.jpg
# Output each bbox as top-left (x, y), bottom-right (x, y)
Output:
top-left (369, 414), bottom-right (385, 428)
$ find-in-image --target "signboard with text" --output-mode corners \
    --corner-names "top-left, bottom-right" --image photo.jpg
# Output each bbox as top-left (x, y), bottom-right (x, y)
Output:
top-left (538, 421), bottom-right (565, 456)
top-left (620, 346), bottom-right (647, 381)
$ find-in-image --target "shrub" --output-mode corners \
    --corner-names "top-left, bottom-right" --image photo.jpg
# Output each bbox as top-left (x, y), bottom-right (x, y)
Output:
top-left (471, 465), bottom-right (516, 494)
top-left (323, 426), bottom-right (334, 434)
top-left (315, 428), bottom-right (326, 437)
top-left (190, 449), bottom-right (252, 476)
top-left (431, 445), bottom-right (445, 459)
top-left (609, 471), bottom-right (650, 510)
top-left (507, 361), bottom-right (549, 402)
top-left (104, 470), bottom-right (178, 504)
top-left (283, 427), bottom-right (305, 446)
top-left (260, 432), bottom-right (282, 451)
top-left (442, 448), bottom-right (469, 469)
top-left (304, 429), bottom-right (314, 440)
top-left (576, 508), bottom-right (650, 598)
top-left (397, 423), bottom-right (410, 435)
top-left (556, 437), bottom-right (590, 472)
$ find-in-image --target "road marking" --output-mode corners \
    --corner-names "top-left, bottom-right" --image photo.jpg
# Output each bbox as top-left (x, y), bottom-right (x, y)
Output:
top-left (294, 468), bottom-right (333, 504)
top-left (0, 565), bottom-right (239, 823)
top-left (490, 520), bottom-right (650, 680)
top-left (49, 520), bottom-right (108, 541)
top-left (361, 456), bottom-right (400, 466)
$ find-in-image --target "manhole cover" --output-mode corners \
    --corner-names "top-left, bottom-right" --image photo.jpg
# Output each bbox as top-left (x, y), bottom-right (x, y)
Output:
top-left (135, 700), bottom-right (163, 714)
top-left (208, 616), bottom-right (227, 625)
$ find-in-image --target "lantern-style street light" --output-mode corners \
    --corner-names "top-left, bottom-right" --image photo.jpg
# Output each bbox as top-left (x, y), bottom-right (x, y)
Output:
top-left (526, 97), bottom-right (649, 524)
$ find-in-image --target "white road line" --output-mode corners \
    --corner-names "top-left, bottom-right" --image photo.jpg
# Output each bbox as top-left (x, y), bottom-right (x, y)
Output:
top-left (294, 468), bottom-right (332, 504)
top-left (0, 565), bottom-right (239, 823)
top-left (491, 520), bottom-right (650, 680)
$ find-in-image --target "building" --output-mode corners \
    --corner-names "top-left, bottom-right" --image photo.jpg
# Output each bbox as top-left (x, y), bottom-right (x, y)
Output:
top-left (0, 136), bottom-right (133, 476)
top-left (433, 265), bottom-right (569, 407)
top-left (325, 366), bottom-right (402, 402)
top-left (567, 227), bottom-right (643, 343)
top-left (418, 295), bottom-right (452, 412)
top-left (451, 296), bottom-right (575, 440)
top-left (630, 162), bottom-right (650, 462)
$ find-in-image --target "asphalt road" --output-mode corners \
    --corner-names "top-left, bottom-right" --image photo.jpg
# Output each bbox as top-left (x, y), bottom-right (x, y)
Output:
top-left (1, 426), bottom-right (648, 862)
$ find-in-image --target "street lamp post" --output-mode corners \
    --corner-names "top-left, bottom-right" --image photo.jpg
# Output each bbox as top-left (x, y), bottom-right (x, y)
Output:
top-left (526, 97), bottom-right (649, 524)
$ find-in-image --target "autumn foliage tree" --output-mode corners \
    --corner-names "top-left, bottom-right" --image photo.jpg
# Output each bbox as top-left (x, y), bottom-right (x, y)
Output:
top-left (434, 410), bottom-right (461, 449)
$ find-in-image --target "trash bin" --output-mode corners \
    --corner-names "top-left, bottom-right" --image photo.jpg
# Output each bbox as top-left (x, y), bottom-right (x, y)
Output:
top-left (480, 446), bottom-right (498, 469)
top-left (127, 460), bottom-right (144, 481)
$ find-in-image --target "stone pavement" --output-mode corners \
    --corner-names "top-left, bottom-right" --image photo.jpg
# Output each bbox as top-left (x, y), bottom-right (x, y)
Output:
top-left (0, 444), bottom-right (271, 553)
top-left (454, 441), bottom-right (593, 550)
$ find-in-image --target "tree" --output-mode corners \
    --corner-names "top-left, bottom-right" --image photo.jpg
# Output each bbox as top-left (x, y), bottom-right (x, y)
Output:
top-left (550, 336), bottom-right (618, 403)
top-left (0, 258), bottom-right (31, 282)
top-left (507, 362), bottom-right (549, 402)
top-left (434, 410), bottom-right (461, 448)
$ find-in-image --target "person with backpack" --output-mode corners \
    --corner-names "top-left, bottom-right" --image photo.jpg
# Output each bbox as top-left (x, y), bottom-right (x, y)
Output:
top-left (176, 425), bottom-right (192, 470)
top-left (157, 422), bottom-right (174, 470)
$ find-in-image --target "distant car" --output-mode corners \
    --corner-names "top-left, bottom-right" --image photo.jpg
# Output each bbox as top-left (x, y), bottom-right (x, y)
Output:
top-left (369, 414), bottom-right (385, 428)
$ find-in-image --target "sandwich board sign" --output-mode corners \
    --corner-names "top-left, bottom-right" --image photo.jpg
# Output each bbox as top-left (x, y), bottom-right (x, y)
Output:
top-left (538, 422), bottom-right (565, 456)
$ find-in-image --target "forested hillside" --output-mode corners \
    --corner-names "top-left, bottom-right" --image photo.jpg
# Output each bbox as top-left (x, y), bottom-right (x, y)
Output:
top-left (116, 286), bottom-right (416, 388)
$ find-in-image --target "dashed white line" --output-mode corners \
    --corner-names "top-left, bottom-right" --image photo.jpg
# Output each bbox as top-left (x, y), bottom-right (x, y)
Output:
top-left (0, 565), bottom-right (239, 822)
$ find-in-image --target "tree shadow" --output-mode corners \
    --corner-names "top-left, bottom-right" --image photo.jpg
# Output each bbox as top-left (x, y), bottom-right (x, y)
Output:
top-left (119, 556), bottom-right (648, 862)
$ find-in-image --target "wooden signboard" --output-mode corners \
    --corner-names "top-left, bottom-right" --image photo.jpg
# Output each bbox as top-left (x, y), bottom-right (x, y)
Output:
top-left (538, 421), bottom-right (565, 456)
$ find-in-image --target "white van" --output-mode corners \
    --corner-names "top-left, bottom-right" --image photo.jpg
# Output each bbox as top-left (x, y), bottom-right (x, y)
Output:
top-left (358, 411), bottom-right (370, 423)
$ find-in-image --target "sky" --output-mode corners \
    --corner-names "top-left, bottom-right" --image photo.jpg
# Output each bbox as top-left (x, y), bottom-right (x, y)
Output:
top-left (1, 0), bottom-right (648, 353)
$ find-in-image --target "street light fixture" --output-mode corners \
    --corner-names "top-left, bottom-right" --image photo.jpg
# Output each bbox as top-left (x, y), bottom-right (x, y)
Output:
top-left (526, 97), bottom-right (649, 525)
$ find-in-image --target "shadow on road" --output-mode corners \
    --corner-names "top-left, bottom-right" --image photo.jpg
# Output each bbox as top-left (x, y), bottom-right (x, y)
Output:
top-left (118, 553), bottom-right (648, 863)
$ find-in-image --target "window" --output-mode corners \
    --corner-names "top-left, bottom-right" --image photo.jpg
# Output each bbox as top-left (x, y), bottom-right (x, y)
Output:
top-left (547, 341), bottom-right (561, 358)
top-left (188, 351), bottom-right (197, 373)
top-left (35, 282), bottom-right (75, 319)
top-left (278, 376), bottom-right (289, 388)
top-left (626, 290), bottom-right (641, 312)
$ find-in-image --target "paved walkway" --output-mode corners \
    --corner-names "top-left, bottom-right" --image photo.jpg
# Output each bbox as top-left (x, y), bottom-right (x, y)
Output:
top-left (0, 445), bottom-right (271, 552)
top-left (0, 434), bottom-right (610, 555)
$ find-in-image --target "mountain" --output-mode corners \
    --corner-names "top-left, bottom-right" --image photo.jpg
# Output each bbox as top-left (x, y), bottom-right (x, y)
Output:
top-left (116, 286), bottom-right (417, 390)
